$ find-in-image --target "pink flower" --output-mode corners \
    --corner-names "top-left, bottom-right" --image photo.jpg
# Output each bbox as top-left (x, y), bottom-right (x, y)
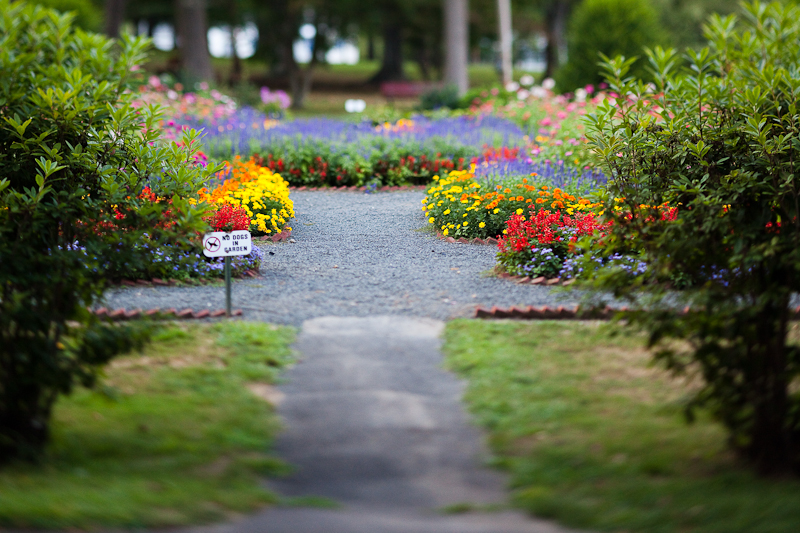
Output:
top-left (540, 117), bottom-right (552, 126)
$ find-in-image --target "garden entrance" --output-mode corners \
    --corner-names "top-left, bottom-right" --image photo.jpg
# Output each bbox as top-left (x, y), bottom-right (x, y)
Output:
top-left (99, 189), bottom-right (578, 532)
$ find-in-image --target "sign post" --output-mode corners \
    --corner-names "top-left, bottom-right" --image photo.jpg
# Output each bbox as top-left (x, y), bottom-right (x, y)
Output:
top-left (225, 256), bottom-right (232, 315)
top-left (202, 230), bottom-right (252, 317)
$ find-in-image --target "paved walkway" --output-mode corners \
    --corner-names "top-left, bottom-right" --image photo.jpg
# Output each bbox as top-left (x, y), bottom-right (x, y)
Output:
top-left (179, 316), bottom-right (577, 533)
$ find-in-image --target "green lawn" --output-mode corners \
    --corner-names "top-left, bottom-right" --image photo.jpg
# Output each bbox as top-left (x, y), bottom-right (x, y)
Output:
top-left (0, 321), bottom-right (296, 529)
top-left (444, 319), bottom-right (800, 533)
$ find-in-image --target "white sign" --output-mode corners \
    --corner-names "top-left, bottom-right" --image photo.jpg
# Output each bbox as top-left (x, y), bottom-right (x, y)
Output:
top-left (203, 230), bottom-right (252, 258)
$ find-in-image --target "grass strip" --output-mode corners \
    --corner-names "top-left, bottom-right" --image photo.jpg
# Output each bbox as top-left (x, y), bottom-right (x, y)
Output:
top-left (0, 321), bottom-right (296, 529)
top-left (443, 319), bottom-right (800, 533)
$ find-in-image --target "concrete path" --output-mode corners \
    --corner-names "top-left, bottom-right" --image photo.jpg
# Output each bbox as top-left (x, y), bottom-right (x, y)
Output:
top-left (202, 315), bottom-right (576, 533)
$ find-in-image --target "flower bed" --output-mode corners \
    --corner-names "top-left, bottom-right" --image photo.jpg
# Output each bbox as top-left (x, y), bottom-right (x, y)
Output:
top-left (423, 167), bottom-right (603, 240)
top-left (131, 80), bottom-right (605, 189)
top-left (461, 80), bottom-right (608, 168)
top-left (198, 156), bottom-right (294, 237)
top-left (496, 208), bottom-right (610, 279)
top-left (189, 114), bottom-right (533, 187)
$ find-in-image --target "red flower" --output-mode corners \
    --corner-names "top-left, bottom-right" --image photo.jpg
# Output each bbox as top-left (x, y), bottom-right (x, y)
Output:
top-left (206, 203), bottom-right (251, 232)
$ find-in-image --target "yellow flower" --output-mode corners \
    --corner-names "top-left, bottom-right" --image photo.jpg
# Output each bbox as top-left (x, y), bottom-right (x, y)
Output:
top-left (429, 217), bottom-right (435, 223)
top-left (443, 209), bottom-right (451, 215)
top-left (516, 208), bottom-right (523, 215)
top-left (479, 222), bottom-right (485, 228)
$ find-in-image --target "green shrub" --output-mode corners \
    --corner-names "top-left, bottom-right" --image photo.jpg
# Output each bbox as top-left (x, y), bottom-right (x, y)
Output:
top-left (34, 0), bottom-right (102, 31)
top-left (419, 84), bottom-right (460, 111)
top-left (0, 2), bottom-right (212, 462)
top-left (555, 0), bottom-right (666, 92)
top-left (583, 1), bottom-right (800, 475)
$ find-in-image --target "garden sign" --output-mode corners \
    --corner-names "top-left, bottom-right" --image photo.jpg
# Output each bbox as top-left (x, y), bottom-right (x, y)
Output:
top-left (203, 230), bottom-right (252, 316)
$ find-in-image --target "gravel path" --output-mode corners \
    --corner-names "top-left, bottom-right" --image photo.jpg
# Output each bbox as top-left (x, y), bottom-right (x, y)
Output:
top-left (101, 190), bottom-right (579, 326)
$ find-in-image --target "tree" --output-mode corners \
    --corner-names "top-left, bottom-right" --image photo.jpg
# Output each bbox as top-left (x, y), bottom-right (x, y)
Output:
top-left (369, 1), bottom-right (407, 82)
top-left (104, 0), bottom-right (126, 37)
top-left (175, 0), bottom-right (213, 83)
top-left (583, 0), bottom-right (800, 475)
top-left (443, 0), bottom-right (468, 94)
top-left (496, 0), bottom-right (512, 85)
top-left (543, 0), bottom-right (570, 78)
top-left (555, 0), bottom-right (665, 91)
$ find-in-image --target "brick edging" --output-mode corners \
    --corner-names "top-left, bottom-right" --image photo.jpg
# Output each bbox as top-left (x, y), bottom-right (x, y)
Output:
top-left (290, 185), bottom-right (428, 192)
top-left (475, 305), bottom-right (800, 320)
top-left (435, 231), bottom-right (498, 246)
top-left (256, 227), bottom-right (292, 243)
top-left (475, 305), bottom-right (615, 320)
top-left (92, 307), bottom-right (243, 320)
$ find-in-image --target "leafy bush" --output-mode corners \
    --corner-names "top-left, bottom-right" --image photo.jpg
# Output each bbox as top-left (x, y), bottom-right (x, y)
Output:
top-left (419, 84), bottom-right (460, 111)
top-left (34, 0), bottom-right (101, 30)
top-left (584, 1), bottom-right (800, 475)
top-left (0, 2), bottom-right (211, 461)
top-left (555, 0), bottom-right (665, 92)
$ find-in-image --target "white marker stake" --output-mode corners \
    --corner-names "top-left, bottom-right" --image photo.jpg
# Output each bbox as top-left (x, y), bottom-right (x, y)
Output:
top-left (203, 231), bottom-right (252, 316)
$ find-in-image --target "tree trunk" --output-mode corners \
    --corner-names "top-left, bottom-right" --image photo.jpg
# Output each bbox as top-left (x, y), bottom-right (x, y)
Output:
top-left (370, 15), bottom-right (404, 83)
top-left (544, 0), bottom-right (569, 79)
top-left (367, 29), bottom-right (376, 61)
top-left (289, 67), bottom-right (314, 109)
top-left (748, 300), bottom-right (795, 476)
top-left (282, 26), bottom-right (318, 109)
top-left (175, 0), bottom-right (213, 84)
top-left (104, 0), bottom-right (127, 38)
top-left (496, 0), bottom-right (512, 86)
top-left (0, 377), bottom-right (52, 464)
top-left (442, 0), bottom-right (469, 95)
top-left (230, 26), bottom-right (242, 85)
